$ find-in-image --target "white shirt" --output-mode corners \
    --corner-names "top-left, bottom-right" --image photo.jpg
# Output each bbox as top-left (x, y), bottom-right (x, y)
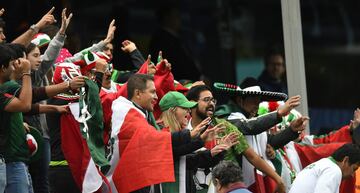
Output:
top-left (228, 112), bottom-right (274, 187)
top-left (101, 81), bottom-right (119, 93)
top-left (186, 119), bottom-right (212, 190)
top-left (289, 157), bottom-right (342, 193)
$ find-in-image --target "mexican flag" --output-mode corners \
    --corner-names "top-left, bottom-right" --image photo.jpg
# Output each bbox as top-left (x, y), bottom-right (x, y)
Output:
top-left (104, 96), bottom-right (175, 193)
top-left (61, 113), bottom-right (105, 193)
top-left (301, 125), bottom-right (352, 145)
top-left (61, 78), bottom-right (110, 193)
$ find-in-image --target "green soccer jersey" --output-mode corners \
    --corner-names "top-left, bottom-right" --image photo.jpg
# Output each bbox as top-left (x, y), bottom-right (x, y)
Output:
top-left (0, 81), bottom-right (30, 163)
top-left (214, 118), bottom-right (249, 162)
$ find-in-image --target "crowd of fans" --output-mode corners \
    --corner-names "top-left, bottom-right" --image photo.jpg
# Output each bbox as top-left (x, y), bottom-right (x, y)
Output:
top-left (1, 7), bottom-right (360, 193)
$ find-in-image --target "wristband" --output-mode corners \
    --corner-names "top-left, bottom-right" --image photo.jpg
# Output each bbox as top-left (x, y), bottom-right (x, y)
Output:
top-left (29, 24), bottom-right (39, 33)
top-left (21, 72), bottom-right (31, 78)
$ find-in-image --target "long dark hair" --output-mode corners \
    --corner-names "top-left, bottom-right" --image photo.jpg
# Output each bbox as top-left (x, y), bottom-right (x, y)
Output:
top-left (25, 43), bottom-right (37, 55)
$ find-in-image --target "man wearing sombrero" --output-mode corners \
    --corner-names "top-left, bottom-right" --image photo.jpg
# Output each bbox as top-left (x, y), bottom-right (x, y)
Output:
top-left (186, 84), bottom-right (298, 193)
top-left (214, 77), bottom-right (309, 193)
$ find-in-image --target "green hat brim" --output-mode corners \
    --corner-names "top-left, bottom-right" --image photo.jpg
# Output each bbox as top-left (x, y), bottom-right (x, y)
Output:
top-left (178, 101), bottom-right (197, 109)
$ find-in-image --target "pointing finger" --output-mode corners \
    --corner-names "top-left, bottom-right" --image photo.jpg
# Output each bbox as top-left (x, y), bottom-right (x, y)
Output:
top-left (47, 7), bottom-right (55, 15)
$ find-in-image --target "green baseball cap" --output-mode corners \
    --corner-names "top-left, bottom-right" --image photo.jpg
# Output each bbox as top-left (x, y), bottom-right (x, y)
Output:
top-left (159, 91), bottom-right (198, 112)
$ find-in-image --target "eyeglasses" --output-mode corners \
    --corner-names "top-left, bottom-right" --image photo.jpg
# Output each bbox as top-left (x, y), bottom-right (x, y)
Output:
top-left (198, 97), bottom-right (217, 104)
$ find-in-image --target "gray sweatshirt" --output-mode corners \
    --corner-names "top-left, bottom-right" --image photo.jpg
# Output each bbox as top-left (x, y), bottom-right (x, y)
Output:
top-left (24, 33), bottom-right (66, 139)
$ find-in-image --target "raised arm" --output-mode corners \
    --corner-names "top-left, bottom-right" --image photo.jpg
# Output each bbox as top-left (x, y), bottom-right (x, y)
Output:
top-left (0, 8), bottom-right (4, 16)
top-left (65, 19), bottom-right (116, 63)
top-left (228, 95), bottom-right (301, 135)
top-left (349, 108), bottom-right (360, 131)
top-left (12, 7), bottom-right (56, 46)
top-left (121, 40), bottom-right (145, 69)
top-left (228, 111), bottom-right (282, 135)
top-left (37, 8), bottom-right (72, 82)
top-left (268, 116), bottom-right (308, 149)
top-left (4, 58), bottom-right (32, 112)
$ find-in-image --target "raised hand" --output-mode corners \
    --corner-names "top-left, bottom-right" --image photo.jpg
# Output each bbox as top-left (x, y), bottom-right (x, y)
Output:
top-left (12, 58), bottom-right (31, 79)
top-left (58, 8), bottom-right (73, 35)
top-left (157, 51), bottom-right (163, 63)
top-left (155, 51), bottom-right (164, 67)
top-left (156, 58), bottom-right (171, 73)
top-left (190, 117), bottom-right (211, 138)
top-left (349, 108), bottom-right (360, 131)
top-left (146, 55), bottom-right (157, 75)
top-left (290, 116), bottom-right (310, 132)
top-left (200, 122), bottom-right (226, 142)
top-left (121, 40), bottom-right (137, 53)
top-left (35, 7), bottom-right (56, 29)
top-left (0, 8), bottom-right (5, 17)
top-left (219, 132), bottom-right (240, 149)
top-left (210, 144), bottom-right (229, 157)
top-left (164, 59), bottom-right (172, 71)
top-left (278, 95), bottom-right (301, 117)
top-left (104, 19), bottom-right (116, 44)
top-left (95, 58), bottom-right (108, 73)
top-left (155, 51), bottom-right (171, 73)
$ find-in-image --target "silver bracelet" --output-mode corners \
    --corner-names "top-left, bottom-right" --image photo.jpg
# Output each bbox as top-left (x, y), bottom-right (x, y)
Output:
top-left (29, 24), bottom-right (39, 33)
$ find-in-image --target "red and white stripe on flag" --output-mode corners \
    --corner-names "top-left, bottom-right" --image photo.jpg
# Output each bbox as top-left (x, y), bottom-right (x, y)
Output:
top-left (105, 96), bottom-right (175, 193)
top-left (60, 112), bottom-right (104, 193)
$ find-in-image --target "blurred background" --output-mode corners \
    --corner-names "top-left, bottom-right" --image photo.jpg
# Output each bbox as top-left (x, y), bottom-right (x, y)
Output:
top-left (2, 0), bottom-right (360, 134)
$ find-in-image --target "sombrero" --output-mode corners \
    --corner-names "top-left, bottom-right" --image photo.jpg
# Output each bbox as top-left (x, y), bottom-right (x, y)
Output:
top-left (213, 82), bottom-right (288, 101)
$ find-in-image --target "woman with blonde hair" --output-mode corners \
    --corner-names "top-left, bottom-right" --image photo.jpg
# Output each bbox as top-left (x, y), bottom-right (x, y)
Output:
top-left (158, 91), bottom-right (239, 193)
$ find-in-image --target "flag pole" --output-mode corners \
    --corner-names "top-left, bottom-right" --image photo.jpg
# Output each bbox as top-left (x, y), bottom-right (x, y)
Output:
top-left (281, 0), bottom-right (310, 134)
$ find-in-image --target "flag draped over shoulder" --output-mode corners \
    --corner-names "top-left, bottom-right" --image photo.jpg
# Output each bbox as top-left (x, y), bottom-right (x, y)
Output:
top-left (105, 96), bottom-right (174, 193)
top-left (61, 78), bottom-right (109, 193)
